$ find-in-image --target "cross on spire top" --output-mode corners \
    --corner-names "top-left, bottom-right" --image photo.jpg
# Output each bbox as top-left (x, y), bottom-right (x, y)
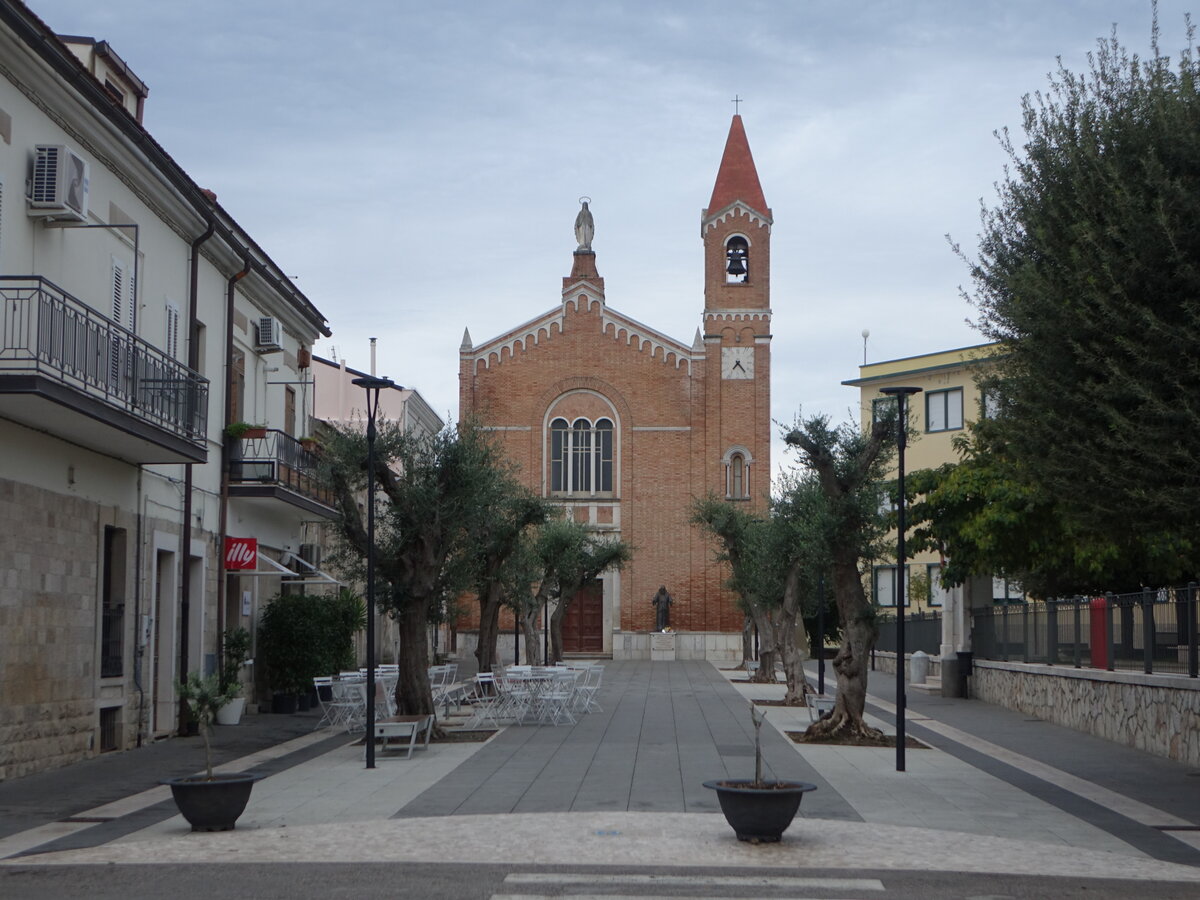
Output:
top-left (732, 95), bottom-right (743, 115)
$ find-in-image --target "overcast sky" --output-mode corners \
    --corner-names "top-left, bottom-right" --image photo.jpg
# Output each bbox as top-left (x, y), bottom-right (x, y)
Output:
top-left (33, 0), bottom-right (1198, 474)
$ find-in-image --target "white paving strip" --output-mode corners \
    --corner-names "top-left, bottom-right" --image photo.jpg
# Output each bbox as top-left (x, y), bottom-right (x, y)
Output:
top-left (9, 812), bottom-right (1200, 883)
top-left (0, 729), bottom-right (333, 860)
top-left (867, 695), bottom-right (1193, 830)
top-left (505, 873), bottom-right (885, 889)
top-left (493, 896), bottom-right (873, 900)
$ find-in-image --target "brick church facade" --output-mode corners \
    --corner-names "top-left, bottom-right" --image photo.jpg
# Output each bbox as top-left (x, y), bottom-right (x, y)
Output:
top-left (458, 115), bottom-right (773, 660)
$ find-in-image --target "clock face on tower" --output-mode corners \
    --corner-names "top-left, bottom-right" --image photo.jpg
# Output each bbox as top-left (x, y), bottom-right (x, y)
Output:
top-left (721, 346), bottom-right (755, 380)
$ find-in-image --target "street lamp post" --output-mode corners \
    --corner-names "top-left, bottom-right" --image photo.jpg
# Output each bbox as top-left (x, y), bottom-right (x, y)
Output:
top-left (879, 385), bottom-right (921, 773)
top-left (352, 374), bottom-right (395, 769)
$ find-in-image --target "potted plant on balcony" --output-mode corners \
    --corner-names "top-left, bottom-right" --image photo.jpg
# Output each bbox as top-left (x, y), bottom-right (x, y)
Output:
top-left (163, 672), bottom-right (259, 831)
top-left (216, 626), bottom-right (252, 725)
top-left (225, 421), bottom-right (268, 440)
top-left (703, 707), bottom-right (816, 843)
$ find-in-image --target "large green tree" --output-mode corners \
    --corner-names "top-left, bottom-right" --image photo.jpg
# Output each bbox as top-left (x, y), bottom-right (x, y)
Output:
top-left (324, 421), bottom-right (512, 717)
top-left (533, 518), bottom-right (631, 664)
top-left (908, 422), bottom-right (1143, 596)
top-left (469, 485), bottom-right (551, 674)
top-left (785, 414), bottom-right (893, 740)
top-left (694, 473), bottom-right (834, 705)
top-left (962, 13), bottom-right (1200, 587)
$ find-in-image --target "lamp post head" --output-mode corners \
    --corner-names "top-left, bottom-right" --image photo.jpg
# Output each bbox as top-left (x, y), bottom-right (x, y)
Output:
top-left (351, 375), bottom-right (396, 392)
top-left (878, 386), bottom-right (922, 398)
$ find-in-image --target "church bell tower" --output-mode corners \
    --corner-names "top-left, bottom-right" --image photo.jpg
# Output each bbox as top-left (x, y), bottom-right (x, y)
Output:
top-left (702, 114), bottom-right (772, 507)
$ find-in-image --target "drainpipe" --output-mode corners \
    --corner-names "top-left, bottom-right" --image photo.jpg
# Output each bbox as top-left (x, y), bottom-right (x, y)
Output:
top-left (176, 219), bottom-right (215, 733)
top-left (134, 465), bottom-right (145, 746)
top-left (215, 256), bottom-right (253, 694)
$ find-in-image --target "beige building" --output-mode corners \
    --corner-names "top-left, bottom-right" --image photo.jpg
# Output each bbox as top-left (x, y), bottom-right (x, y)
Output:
top-left (844, 342), bottom-right (1003, 656)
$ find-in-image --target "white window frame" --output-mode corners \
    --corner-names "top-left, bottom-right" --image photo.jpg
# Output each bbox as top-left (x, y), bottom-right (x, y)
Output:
top-left (874, 564), bottom-right (909, 608)
top-left (926, 388), bottom-right (963, 433)
top-left (926, 563), bottom-right (948, 607)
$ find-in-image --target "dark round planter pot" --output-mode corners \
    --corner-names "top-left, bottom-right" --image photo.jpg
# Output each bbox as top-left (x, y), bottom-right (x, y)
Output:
top-left (271, 692), bottom-right (297, 714)
top-left (702, 780), bottom-right (817, 843)
top-left (163, 773), bottom-right (259, 832)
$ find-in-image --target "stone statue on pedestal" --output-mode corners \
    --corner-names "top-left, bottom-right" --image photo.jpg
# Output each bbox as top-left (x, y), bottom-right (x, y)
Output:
top-left (651, 586), bottom-right (673, 631)
top-left (574, 198), bottom-right (594, 251)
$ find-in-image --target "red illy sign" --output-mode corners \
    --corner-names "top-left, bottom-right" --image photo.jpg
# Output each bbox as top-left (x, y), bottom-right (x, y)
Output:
top-left (225, 537), bottom-right (258, 570)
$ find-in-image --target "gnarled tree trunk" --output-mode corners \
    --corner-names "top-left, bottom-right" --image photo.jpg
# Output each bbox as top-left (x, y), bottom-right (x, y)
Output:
top-left (741, 613), bottom-right (755, 669)
top-left (779, 561), bottom-right (813, 705)
top-left (519, 604), bottom-right (543, 666)
top-left (804, 557), bottom-right (882, 741)
top-left (748, 606), bottom-right (778, 683)
top-left (394, 601), bottom-right (435, 718)
top-left (474, 582), bottom-right (503, 674)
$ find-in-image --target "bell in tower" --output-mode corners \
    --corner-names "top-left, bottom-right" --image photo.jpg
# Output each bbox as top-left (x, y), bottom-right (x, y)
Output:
top-left (725, 236), bottom-right (748, 283)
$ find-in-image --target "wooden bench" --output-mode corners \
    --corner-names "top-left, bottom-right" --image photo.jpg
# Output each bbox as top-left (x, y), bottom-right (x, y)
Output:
top-left (368, 714), bottom-right (434, 760)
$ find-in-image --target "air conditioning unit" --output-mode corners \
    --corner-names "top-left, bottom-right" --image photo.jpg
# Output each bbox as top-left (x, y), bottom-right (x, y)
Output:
top-left (28, 144), bottom-right (90, 222)
top-left (255, 316), bottom-right (282, 352)
top-left (298, 543), bottom-right (322, 569)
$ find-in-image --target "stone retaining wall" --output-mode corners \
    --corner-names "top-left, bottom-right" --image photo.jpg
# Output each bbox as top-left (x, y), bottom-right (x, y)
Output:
top-left (972, 660), bottom-right (1200, 767)
top-left (872, 650), bottom-right (1200, 767)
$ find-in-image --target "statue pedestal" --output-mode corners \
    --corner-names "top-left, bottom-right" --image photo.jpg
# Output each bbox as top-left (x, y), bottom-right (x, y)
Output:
top-left (650, 632), bottom-right (677, 661)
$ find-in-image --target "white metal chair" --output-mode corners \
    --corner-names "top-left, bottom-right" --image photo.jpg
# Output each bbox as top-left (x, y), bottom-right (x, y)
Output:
top-left (331, 679), bottom-right (366, 733)
top-left (572, 664), bottom-right (604, 714)
top-left (537, 668), bottom-right (579, 726)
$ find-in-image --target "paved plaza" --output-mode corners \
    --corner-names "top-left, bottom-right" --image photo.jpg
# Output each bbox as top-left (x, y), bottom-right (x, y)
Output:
top-left (2, 660), bottom-right (1199, 887)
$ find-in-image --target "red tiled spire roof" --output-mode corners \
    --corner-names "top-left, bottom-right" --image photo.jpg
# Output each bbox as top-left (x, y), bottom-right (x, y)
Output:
top-left (706, 115), bottom-right (768, 216)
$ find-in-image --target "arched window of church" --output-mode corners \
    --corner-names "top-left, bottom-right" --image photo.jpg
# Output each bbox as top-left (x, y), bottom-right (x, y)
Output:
top-left (571, 419), bottom-right (593, 492)
top-left (725, 236), bottom-right (749, 284)
top-left (723, 448), bottom-right (750, 500)
top-left (596, 418), bottom-right (614, 492)
top-left (550, 416), bottom-right (616, 495)
top-left (550, 418), bottom-right (569, 492)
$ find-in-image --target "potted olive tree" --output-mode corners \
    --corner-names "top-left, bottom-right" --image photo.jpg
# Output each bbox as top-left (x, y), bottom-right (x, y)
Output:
top-left (163, 673), bottom-right (259, 831)
top-left (215, 627), bottom-right (252, 725)
top-left (703, 706), bottom-right (817, 843)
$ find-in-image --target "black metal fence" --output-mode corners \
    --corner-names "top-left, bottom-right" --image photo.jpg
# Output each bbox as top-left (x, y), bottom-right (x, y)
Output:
top-left (971, 587), bottom-right (1200, 677)
top-left (876, 611), bottom-right (943, 655)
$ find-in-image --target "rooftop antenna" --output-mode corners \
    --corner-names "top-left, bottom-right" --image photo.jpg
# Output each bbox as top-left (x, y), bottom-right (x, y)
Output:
top-left (861, 328), bottom-right (870, 365)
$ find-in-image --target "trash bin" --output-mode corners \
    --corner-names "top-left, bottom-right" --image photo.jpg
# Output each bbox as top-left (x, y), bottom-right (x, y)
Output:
top-left (910, 650), bottom-right (930, 685)
top-left (940, 655), bottom-right (960, 697)
top-left (956, 651), bottom-right (974, 699)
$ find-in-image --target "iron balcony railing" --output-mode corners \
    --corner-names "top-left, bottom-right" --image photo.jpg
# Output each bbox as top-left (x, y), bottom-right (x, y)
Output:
top-left (230, 429), bottom-right (335, 510)
top-left (0, 276), bottom-right (208, 443)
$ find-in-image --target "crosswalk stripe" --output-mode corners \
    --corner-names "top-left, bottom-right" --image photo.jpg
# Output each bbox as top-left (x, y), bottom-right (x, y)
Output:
top-left (493, 895), bottom-right (879, 900)
top-left (504, 874), bottom-right (885, 890)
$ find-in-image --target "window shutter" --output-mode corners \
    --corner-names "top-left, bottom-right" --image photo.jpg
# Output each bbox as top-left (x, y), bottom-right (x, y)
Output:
top-left (111, 257), bottom-right (132, 328)
top-left (165, 303), bottom-right (180, 359)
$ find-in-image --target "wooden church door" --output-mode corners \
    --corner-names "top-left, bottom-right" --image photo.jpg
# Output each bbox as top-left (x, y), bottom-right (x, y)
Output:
top-left (563, 579), bottom-right (603, 653)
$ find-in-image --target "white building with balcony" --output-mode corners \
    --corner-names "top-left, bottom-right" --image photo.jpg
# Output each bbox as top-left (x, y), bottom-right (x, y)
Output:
top-left (0, 0), bottom-right (331, 778)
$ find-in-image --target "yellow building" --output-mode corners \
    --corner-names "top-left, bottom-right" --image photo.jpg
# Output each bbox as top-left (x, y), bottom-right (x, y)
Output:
top-left (843, 342), bottom-right (1003, 619)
